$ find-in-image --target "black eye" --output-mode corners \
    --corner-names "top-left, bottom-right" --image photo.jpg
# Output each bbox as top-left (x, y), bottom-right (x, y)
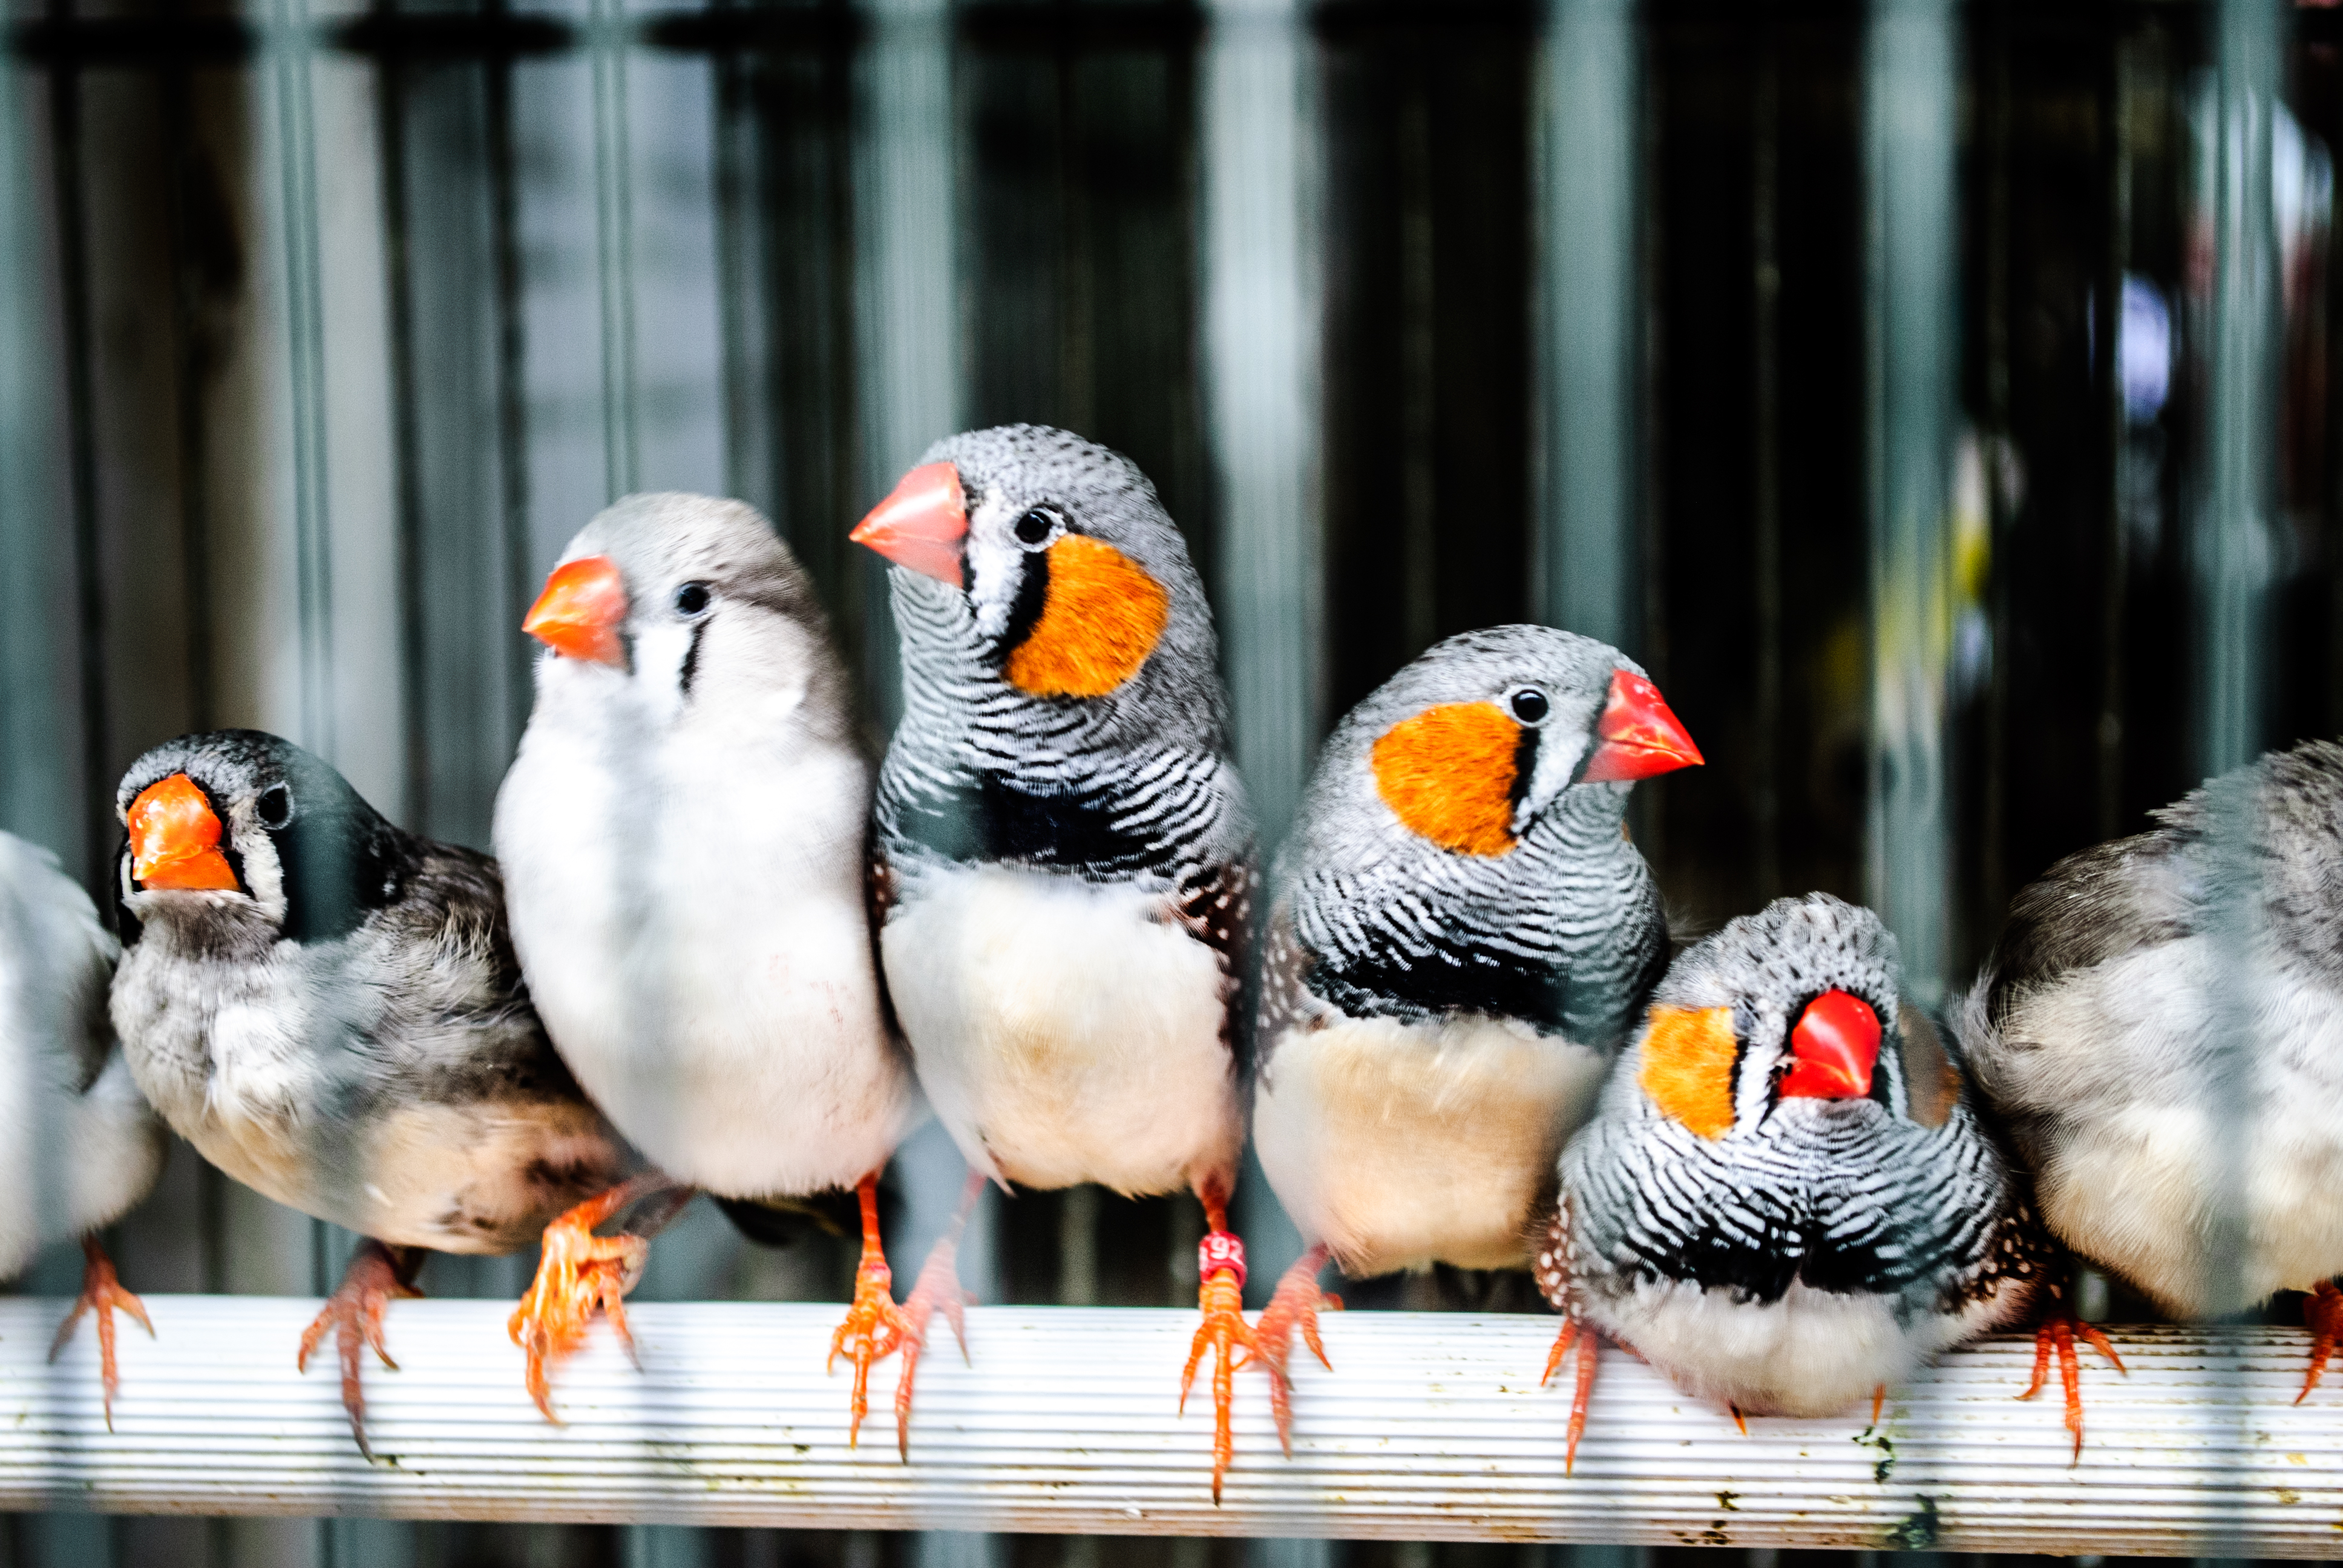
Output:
top-left (673, 581), bottom-right (712, 618)
top-left (1509, 688), bottom-right (1550, 725)
top-left (1014, 508), bottom-right (1057, 547)
top-left (256, 784), bottom-right (292, 830)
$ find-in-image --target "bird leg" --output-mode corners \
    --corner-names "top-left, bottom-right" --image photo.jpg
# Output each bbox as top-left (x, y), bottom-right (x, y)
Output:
top-left (298, 1239), bottom-right (425, 1459)
top-left (1539, 1317), bottom-right (1601, 1474)
top-left (49, 1233), bottom-right (152, 1432)
top-left (1253, 1241), bottom-right (1341, 1455)
top-left (508, 1177), bottom-right (656, 1422)
top-left (1178, 1180), bottom-right (1265, 1506)
top-left (2301, 1279), bottom-right (2343, 1403)
top-left (2019, 1312), bottom-right (2125, 1464)
top-left (828, 1169), bottom-right (981, 1459)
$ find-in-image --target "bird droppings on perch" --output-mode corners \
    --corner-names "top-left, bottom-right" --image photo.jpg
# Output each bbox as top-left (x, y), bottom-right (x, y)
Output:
top-left (11, 1297), bottom-right (2343, 1552)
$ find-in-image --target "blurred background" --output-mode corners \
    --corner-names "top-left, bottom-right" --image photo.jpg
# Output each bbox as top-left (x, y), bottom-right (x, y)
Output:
top-left (0, 0), bottom-right (2332, 1561)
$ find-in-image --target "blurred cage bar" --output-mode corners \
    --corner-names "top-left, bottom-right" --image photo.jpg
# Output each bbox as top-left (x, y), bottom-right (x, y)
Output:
top-left (0, 0), bottom-right (2328, 1560)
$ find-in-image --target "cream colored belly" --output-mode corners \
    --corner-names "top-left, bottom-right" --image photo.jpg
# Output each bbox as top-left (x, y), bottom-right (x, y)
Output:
top-left (883, 864), bottom-right (1241, 1197)
top-left (1253, 1013), bottom-right (1608, 1276)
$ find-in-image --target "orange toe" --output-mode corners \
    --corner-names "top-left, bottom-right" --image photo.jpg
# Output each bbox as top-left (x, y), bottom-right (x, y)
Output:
top-left (2302, 1281), bottom-right (2343, 1404)
top-left (2020, 1313), bottom-right (2123, 1464)
top-left (1254, 1244), bottom-right (1338, 1456)
top-left (300, 1240), bottom-right (425, 1458)
top-left (1179, 1229), bottom-right (1263, 1506)
top-left (48, 1235), bottom-right (152, 1432)
top-left (1538, 1318), bottom-right (1601, 1473)
top-left (508, 1184), bottom-right (651, 1422)
top-left (829, 1171), bottom-right (977, 1460)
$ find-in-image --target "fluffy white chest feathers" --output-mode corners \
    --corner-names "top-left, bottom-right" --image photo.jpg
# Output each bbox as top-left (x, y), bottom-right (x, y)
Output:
top-left (497, 702), bottom-right (913, 1198)
top-left (1254, 1011), bottom-right (1607, 1276)
top-left (882, 863), bottom-right (1241, 1196)
top-left (1998, 934), bottom-right (2343, 1315)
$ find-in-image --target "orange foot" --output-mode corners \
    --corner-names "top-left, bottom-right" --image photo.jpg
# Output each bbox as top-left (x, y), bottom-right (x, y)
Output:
top-left (1540, 1317), bottom-right (1602, 1474)
top-left (1254, 1242), bottom-right (1342, 1455)
top-left (1178, 1217), bottom-right (1265, 1506)
top-left (509, 1180), bottom-right (654, 1421)
top-left (2020, 1313), bottom-right (2126, 1463)
top-left (298, 1240), bottom-right (424, 1458)
top-left (2302, 1280), bottom-right (2343, 1403)
top-left (828, 1170), bottom-right (978, 1459)
top-left (49, 1235), bottom-right (152, 1431)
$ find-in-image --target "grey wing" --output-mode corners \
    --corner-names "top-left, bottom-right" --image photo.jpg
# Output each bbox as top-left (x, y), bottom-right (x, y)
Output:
top-left (0, 832), bottom-right (120, 1094)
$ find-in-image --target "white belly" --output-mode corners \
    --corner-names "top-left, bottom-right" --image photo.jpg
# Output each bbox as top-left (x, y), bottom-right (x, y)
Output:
top-left (1254, 1013), bottom-right (1607, 1276)
top-left (882, 864), bottom-right (1241, 1196)
top-left (1588, 1274), bottom-right (2014, 1418)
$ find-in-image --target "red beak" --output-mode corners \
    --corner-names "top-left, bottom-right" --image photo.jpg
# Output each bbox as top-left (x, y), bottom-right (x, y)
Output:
top-left (1778, 990), bottom-right (1880, 1101)
top-left (523, 555), bottom-right (629, 667)
top-left (1581, 669), bottom-right (1703, 783)
top-left (127, 774), bottom-right (240, 892)
top-left (850, 462), bottom-right (967, 588)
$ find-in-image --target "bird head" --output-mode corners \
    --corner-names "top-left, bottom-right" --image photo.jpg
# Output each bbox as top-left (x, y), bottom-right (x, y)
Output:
top-left (851, 425), bottom-right (1224, 731)
top-left (114, 730), bottom-right (407, 947)
top-left (520, 493), bottom-right (851, 738)
top-left (1308, 625), bottom-right (1700, 863)
top-left (1627, 893), bottom-right (1962, 1140)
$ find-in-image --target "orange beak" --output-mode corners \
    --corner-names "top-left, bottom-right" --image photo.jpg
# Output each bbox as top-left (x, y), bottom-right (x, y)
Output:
top-left (127, 774), bottom-right (239, 892)
top-left (850, 462), bottom-right (968, 588)
top-left (1582, 669), bottom-right (1704, 783)
top-left (1778, 989), bottom-right (1881, 1101)
top-left (523, 555), bottom-right (629, 666)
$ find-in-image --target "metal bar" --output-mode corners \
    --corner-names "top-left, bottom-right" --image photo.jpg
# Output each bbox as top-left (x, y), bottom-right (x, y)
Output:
top-left (13, 1298), bottom-right (2343, 1552)
top-left (1861, 0), bottom-right (1956, 1008)
top-left (1536, 0), bottom-right (1637, 653)
top-left (2200, 0), bottom-right (2279, 780)
top-left (591, 0), bottom-right (638, 500)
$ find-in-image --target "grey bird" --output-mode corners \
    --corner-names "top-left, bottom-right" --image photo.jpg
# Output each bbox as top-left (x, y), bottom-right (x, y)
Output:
top-left (852, 425), bottom-right (1260, 1499)
top-left (1961, 737), bottom-right (2343, 1396)
top-left (1545, 893), bottom-right (2106, 1468)
top-left (1247, 625), bottom-right (1700, 1446)
top-left (0, 829), bottom-right (165, 1424)
top-left (108, 730), bottom-right (637, 1454)
top-left (496, 493), bottom-right (934, 1449)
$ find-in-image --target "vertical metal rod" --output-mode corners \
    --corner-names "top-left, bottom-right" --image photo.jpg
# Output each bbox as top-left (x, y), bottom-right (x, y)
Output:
top-left (376, 12), bottom-right (430, 831)
top-left (1538, 0), bottom-right (1639, 653)
top-left (2201, 0), bottom-right (2278, 782)
top-left (271, 0), bottom-right (336, 759)
top-left (159, 7), bottom-right (216, 736)
top-left (1200, 0), bottom-right (1319, 1374)
top-left (853, 0), bottom-right (961, 730)
top-left (485, 1), bottom-right (536, 747)
top-left (2097, 32), bottom-right (2132, 846)
top-left (1861, 0), bottom-right (1956, 1008)
top-left (44, 2), bottom-right (109, 889)
top-left (592, 0), bottom-right (639, 500)
top-left (1751, 25), bottom-right (1782, 902)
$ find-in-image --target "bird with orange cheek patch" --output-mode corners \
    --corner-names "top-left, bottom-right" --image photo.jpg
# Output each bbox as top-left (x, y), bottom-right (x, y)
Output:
top-left (854, 425), bottom-right (1260, 1501)
top-left (1541, 894), bottom-right (2111, 1471)
top-left (1246, 626), bottom-right (1700, 1453)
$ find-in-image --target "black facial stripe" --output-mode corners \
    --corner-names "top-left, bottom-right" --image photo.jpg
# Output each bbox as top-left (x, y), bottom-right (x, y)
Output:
top-left (679, 618), bottom-right (707, 700)
top-left (112, 841), bottom-right (142, 947)
top-left (995, 545), bottom-right (1050, 665)
top-left (1509, 725), bottom-right (1538, 818)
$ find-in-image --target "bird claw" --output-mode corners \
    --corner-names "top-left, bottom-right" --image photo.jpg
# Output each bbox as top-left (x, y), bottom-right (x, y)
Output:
top-left (1178, 1243), bottom-right (1262, 1506)
top-left (508, 1184), bottom-right (650, 1423)
top-left (2019, 1312), bottom-right (2125, 1464)
top-left (1254, 1246), bottom-right (1337, 1456)
top-left (1538, 1318), bottom-right (1601, 1474)
top-left (2302, 1280), bottom-right (2343, 1404)
top-left (49, 1235), bottom-right (152, 1432)
top-left (828, 1171), bottom-right (972, 1460)
top-left (299, 1241), bottom-right (424, 1459)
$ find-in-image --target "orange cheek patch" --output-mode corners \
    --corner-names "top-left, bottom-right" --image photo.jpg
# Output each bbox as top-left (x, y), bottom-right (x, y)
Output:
top-left (1637, 1006), bottom-right (1739, 1138)
top-left (1004, 535), bottom-right (1172, 698)
top-left (1370, 702), bottom-right (1521, 856)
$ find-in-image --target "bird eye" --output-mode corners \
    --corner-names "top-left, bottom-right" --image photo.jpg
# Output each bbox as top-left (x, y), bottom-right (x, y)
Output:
top-left (673, 581), bottom-right (712, 618)
top-left (1013, 508), bottom-right (1060, 549)
top-left (256, 784), bottom-right (292, 829)
top-left (1508, 687), bottom-right (1551, 725)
